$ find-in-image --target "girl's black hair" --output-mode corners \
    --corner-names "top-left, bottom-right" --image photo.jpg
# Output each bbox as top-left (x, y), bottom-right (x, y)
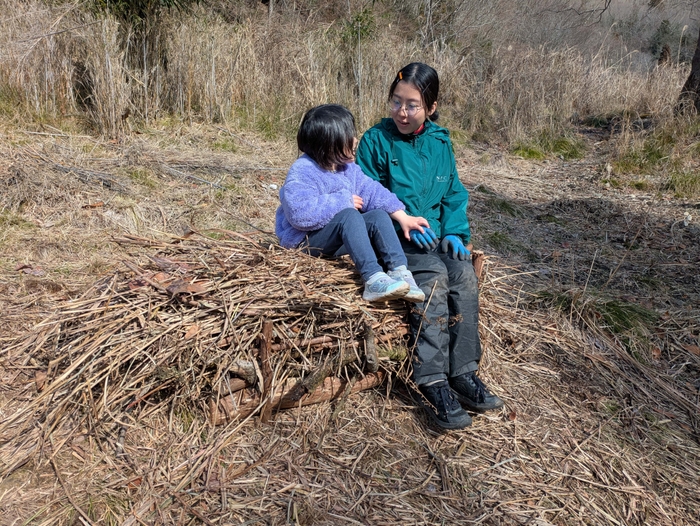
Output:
top-left (388, 62), bottom-right (440, 122)
top-left (297, 104), bottom-right (356, 171)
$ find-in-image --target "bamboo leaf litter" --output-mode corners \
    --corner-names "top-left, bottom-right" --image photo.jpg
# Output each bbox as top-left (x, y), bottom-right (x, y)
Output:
top-left (0, 232), bottom-right (410, 476)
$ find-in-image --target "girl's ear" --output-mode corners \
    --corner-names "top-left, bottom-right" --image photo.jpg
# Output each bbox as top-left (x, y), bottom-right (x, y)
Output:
top-left (427, 101), bottom-right (438, 117)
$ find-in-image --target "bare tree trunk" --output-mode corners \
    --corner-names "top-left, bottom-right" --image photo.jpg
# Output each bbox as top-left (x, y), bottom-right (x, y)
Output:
top-left (676, 29), bottom-right (700, 113)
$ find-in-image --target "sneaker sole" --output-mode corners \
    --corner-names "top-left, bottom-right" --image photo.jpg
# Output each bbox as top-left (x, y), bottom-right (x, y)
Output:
top-left (402, 290), bottom-right (426, 303)
top-left (451, 389), bottom-right (504, 412)
top-left (362, 282), bottom-right (410, 302)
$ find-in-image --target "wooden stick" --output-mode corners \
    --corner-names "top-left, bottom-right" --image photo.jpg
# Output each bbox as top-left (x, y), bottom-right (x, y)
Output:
top-left (209, 371), bottom-right (385, 425)
top-left (259, 320), bottom-right (273, 423)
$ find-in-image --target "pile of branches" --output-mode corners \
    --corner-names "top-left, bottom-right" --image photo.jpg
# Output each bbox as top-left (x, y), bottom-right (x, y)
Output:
top-left (0, 231), bottom-right (412, 476)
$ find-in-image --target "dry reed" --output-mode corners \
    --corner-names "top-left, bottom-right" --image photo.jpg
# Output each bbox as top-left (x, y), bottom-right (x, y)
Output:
top-left (0, 0), bottom-right (690, 143)
top-left (1, 122), bottom-right (699, 524)
top-left (0, 231), bottom-right (411, 472)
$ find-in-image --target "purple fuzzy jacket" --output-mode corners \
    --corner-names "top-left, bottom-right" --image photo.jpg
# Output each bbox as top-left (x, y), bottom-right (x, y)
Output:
top-left (275, 154), bottom-right (405, 248)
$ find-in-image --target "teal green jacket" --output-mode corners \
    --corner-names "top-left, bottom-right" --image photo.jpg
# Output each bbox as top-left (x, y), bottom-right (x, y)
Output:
top-left (356, 118), bottom-right (471, 243)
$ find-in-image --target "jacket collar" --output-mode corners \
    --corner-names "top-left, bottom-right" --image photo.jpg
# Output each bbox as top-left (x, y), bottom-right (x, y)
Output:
top-left (380, 118), bottom-right (448, 143)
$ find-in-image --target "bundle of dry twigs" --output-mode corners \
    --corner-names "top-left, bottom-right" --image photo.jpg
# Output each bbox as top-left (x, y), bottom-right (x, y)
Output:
top-left (0, 231), bottom-right (413, 476)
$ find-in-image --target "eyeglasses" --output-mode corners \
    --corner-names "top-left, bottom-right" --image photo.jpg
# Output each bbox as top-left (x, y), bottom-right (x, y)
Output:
top-left (389, 99), bottom-right (423, 116)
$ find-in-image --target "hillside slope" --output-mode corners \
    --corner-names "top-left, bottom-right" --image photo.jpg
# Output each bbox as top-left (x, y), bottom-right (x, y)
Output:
top-left (1, 124), bottom-right (699, 525)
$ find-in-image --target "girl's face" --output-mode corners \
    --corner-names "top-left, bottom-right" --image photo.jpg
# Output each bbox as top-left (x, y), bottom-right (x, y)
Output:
top-left (390, 80), bottom-right (437, 135)
top-left (332, 137), bottom-right (358, 171)
top-left (343, 137), bottom-right (359, 163)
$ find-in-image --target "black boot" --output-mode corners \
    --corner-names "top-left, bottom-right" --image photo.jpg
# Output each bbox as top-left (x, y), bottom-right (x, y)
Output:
top-left (450, 372), bottom-right (504, 412)
top-left (417, 380), bottom-right (472, 429)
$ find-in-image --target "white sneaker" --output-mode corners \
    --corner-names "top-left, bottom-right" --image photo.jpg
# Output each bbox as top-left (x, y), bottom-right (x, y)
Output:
top-left (387, 268), bottom-right (425, 303)
top-left (362, 272), bottom-right (409, 302)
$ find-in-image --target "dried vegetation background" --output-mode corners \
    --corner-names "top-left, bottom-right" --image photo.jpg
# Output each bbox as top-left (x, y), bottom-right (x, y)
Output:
top-left (1, 0), bottom-right (700, 525)
top-left (1, 122), bottom-right (698, 526)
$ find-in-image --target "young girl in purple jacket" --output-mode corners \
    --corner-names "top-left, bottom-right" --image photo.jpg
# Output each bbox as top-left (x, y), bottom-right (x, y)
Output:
top-left (275, 104), bottom-right (429, 303)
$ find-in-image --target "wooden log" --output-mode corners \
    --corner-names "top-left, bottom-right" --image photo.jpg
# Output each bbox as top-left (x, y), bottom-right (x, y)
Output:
top-left (283, 345), bottom-right (359, 403)
top-left (215, 377), bottom-right (249, 395)
top-left (228, 361), bottom-right (257, 385)
top-left (218, 339), bottom-right (405, 400)
top-left (471, 249), bottom-right (486, 281)
top-left (364, 325), bottom-right (378, 373)
top-left (217, 326), bottom-right (410, 354)
top-left (209, 371), bottom-right (385, 425)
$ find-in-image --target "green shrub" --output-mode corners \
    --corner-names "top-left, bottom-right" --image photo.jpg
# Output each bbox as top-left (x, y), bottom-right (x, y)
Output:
top-left (486, 231), bottom-right (513, 252)
top-left (664, 170), bottom-right (700, 198)
top-left (486, 197), bottom-right (525, 217)
top-left (513, 130), bottom-right (585, 160)
top-left (513, 144), bottom-right (546, 160)
top-left (614, 131), bottom-right (674, 174)
top-left (211, 138), bottom-right (237, 153)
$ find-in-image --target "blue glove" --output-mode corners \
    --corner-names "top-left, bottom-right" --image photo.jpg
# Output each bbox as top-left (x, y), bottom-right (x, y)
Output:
top-left (440, 235), bottom-right (470, 260)
top-left (409, 227), bottom-right (438, 251)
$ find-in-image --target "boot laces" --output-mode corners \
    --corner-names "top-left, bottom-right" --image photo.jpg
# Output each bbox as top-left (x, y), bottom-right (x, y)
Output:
top-left (469, 373), bottom-right (487, 402)
top-left (425, 382), bottom-right (460, 412)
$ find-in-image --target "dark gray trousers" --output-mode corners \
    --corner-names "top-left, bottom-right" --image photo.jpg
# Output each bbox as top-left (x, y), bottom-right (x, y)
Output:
top-left (402, 241), bottom-right (481, 385)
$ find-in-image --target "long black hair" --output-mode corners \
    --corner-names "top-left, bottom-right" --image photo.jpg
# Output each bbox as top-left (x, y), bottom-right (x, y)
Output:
top-left (297, 104), bottom-right (356, 171)
top-left (388, 62), bottom-right (440, 122)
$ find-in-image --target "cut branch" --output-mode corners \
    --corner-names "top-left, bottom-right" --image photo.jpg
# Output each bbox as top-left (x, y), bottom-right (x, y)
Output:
top-left (209, 371), bottom-right (386, 425)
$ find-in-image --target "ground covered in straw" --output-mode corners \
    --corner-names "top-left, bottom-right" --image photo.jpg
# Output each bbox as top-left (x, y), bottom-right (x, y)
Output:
top-left (0, 124), bottom-right (699, 525)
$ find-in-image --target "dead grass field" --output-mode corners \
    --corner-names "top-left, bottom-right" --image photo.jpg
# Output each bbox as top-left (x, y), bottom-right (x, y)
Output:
top-left (1, 121), bottom-right (699, 525)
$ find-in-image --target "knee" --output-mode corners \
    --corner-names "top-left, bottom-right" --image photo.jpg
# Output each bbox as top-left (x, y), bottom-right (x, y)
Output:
top-left (419, 267), bottom-right (450, 297)
top-left (453, 262), bottom-right (479, 294)
top-left (363, 209), bottom-right (392, 228)
top-left (335, 207), bottom-right (363, 226)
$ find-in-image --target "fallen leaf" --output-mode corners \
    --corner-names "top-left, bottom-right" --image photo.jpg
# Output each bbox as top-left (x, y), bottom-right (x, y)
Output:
top-left (683, 344), bottom-right (700, 357)
top-left (128, 278), bottom-right (149, 290)
top-left (186, 282), bottom-right (207, 293)
top-left (151, 256), bottom-right (192, 271)
top-left (151, 272), bottom-right (170, 283)
top-left (206, 471), bottom-right (221, 491)
top-left (126, 477), bottom-right (142, 489)
top-left (16, 263), bottom-right (47, 276)
top-left (35, 371), bottom-right (47, 391)
top-left (184, 324), bottom-right (201, 340)
top-left (166, 280), bottom-right (207, 295)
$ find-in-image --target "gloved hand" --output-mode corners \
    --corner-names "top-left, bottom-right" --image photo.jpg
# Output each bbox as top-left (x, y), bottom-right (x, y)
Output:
top-left (409, 227), bottom-right (438, 251)
top-left (439, 235), bottom-right (470, 260)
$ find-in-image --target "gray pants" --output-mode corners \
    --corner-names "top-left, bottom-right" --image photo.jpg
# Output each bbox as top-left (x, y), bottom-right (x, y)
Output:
top-left (402, 241), bottom-right (481, 385)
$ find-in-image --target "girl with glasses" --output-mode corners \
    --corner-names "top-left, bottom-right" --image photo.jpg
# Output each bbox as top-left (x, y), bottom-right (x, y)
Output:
top-left (275, 104), bottom-right (428, 303)
top-left (356, 63), bottom-right (504, 429)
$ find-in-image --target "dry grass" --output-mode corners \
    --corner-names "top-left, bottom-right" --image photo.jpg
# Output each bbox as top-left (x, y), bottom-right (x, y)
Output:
top-left (0, 0), bottom-right (691, 147)
top-left (1, 3), bottom-right (699, 523)
top-left (1, 120), bottom-right (699, 525)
